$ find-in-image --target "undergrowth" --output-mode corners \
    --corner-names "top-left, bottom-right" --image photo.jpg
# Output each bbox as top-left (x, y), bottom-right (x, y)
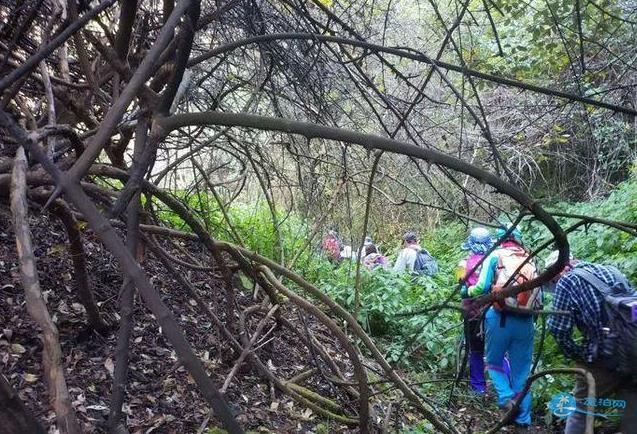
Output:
top-left (154, 171), bottom-right (637, 431)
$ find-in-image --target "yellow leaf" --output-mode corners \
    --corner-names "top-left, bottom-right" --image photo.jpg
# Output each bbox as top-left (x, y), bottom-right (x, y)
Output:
top-left (23, 373), bottom-right (38, 383)
top-left (104, 357), bottom-right (114, 376)
top-left (10, 343), bottom-right (26, 354)
top-left (47, 244), bottom-right (66, 256)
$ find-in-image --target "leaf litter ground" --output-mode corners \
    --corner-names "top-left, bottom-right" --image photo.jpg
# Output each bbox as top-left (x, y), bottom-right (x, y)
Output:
top-left (0, 206), bottom-right (556, 433)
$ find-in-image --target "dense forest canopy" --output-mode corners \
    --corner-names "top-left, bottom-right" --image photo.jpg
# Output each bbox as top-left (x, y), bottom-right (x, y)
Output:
top-left (0, 0), bottom-right (636, 433)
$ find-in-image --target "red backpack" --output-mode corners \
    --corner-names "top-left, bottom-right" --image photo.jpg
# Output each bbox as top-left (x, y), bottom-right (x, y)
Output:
top-left (322, 237), bottom-right (341, 261)
top-left (492, 247), bottom-right (541, 313)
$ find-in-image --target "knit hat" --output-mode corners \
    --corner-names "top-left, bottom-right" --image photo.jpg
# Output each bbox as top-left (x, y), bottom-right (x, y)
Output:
top-left (403, 231), bottom-right (418, 243)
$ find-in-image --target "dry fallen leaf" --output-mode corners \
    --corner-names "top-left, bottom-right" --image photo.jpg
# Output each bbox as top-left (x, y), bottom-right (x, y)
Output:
top-left (267, 359), bottom-right (277, 371)
top-left (71, 303), bottom-right (85, 313)
top-left (10, 343), bottom-right (26, 354)
top-left (104, 357), bottom-right (115, 376)
top-left (23, 373), bottom-right (38, 383)
top-left (57, 300), bottom-right (70, 315)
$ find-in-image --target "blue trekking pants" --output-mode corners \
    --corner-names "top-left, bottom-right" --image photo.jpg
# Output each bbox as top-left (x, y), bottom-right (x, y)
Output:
top-left (485, 308), bottom-right (534, 426)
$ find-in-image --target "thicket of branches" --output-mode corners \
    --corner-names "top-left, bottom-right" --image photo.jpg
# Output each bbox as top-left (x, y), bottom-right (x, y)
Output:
top-left (0, 0), bottom-right (635, 432)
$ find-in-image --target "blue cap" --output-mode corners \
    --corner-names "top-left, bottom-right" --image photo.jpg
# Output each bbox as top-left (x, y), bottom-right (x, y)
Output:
top-left (461, 227), bottom-right (493, 254)
top-left (495, 224), bottom-right (522, 242)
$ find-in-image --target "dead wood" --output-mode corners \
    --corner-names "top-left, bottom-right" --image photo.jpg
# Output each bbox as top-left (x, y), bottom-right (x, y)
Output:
top-left (222, 304), bottom-right (279, 393)
top-left (10, 147), bottom-right (81, 434)
top-left (50, 200), bottom-right (110, 333)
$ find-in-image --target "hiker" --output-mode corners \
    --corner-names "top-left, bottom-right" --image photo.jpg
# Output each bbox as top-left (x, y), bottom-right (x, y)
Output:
top-left (457, 227), bottom-right (493, 395)
top-left (544, 250), bottom-right (637, 434)
top-left (362, 243), bottom-right (389, 270)
top-left (393, 231), bottom-right (438, 275)
top-left (340, 244), bottom-right (359, 261)
top-left (465, 225), bottom-right (539, 429)
top-left (363, 236), bottom-right (375, 250)
top-left (322, 230), bottom-right (342, 263)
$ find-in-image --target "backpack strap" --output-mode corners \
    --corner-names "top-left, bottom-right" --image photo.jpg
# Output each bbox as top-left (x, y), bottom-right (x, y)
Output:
top-left (499, 312), bottom-right (506, 328)
top-left (573, 267), bottom-right (625, 312)
top-left (571, 267), bottom-right (623, 297)
top-left (605, 266), bottom-right (632, 293)
top-left (570, 268), bottom-right (615, 333)
top-left (571, 268), bottom-right (609, 291)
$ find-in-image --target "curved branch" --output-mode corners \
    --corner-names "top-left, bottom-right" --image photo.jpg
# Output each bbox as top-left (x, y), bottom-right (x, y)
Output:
top-left (158, 110), bottom-right (571, 298)
top-left (1, 109), bottom-right (244, 434)
top-left (187, 33), bottom-right (637, 116)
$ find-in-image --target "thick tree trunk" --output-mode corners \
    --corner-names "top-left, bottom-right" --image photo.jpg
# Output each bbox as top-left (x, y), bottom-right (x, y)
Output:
top-left (10, 147), bottom-right (81, 434)
top-left (0, 374), bottom-right (46, 434)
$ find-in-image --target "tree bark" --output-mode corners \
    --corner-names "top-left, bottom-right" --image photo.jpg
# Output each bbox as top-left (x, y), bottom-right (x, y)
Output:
top-left (10, 147), bottom-right (81, 434)
top-left (0, 112), bottom-right (243, 433)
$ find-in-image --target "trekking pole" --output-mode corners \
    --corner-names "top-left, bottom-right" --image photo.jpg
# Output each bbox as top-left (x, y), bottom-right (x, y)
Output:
top-left (502, 306), bottom-right (571, 316)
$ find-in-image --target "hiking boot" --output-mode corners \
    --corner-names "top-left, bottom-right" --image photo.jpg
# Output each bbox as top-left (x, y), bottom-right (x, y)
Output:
top-left (513, 423), bottom-right (530, 433)
top-left (499, 399), bottom-right (515, 425)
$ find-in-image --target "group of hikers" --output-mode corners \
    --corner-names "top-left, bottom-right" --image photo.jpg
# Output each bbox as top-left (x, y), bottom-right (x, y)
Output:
top-left (457, 225), bottom-right (637, 432)
top-left (322, 225), bottom-right (637, 433)
top-left (321, 230), bottom-right (438, 275)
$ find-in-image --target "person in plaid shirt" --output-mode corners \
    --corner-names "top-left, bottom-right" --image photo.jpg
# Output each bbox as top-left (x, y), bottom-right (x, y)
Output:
top-left (545, 251), bottom-right (637, 434)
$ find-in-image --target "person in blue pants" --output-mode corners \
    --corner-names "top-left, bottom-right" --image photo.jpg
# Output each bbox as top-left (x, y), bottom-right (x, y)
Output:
top-left (465, 226), bottom-right (535, 430)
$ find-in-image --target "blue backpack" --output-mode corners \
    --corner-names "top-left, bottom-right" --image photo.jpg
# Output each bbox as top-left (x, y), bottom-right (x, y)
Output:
top-left (414, 249), bottom-right (438, 276)
top-left (572, 267), bottom-right (637, 376)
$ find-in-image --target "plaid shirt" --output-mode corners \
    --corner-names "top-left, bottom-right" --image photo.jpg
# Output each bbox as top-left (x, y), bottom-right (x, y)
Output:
top-left (547, 262), bottom-right (627, 362)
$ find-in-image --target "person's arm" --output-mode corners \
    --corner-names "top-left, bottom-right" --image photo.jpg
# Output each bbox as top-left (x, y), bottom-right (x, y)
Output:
top-left (404, 249), bottom-right (417, 272)
top-left (393, 249), bottom-right (407, 273)
top-left (467, 253), bottom-right (498, 297)
top-left (547, 281), bottom-right (583, 360)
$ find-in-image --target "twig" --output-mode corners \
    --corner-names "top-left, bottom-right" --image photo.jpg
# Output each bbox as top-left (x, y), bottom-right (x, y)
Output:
top-left (222, 305), bottom-right (279, 393)
top-left (353, 151), bottom-right (382, 317)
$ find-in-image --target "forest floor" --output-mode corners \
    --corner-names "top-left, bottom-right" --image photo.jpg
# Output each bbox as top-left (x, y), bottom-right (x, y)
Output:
top-left (0, 205), bottom-right (558, 433)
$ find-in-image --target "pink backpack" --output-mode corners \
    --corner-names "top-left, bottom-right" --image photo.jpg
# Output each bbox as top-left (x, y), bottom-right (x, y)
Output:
top-left (464, 253), bottom-right (484, 286)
